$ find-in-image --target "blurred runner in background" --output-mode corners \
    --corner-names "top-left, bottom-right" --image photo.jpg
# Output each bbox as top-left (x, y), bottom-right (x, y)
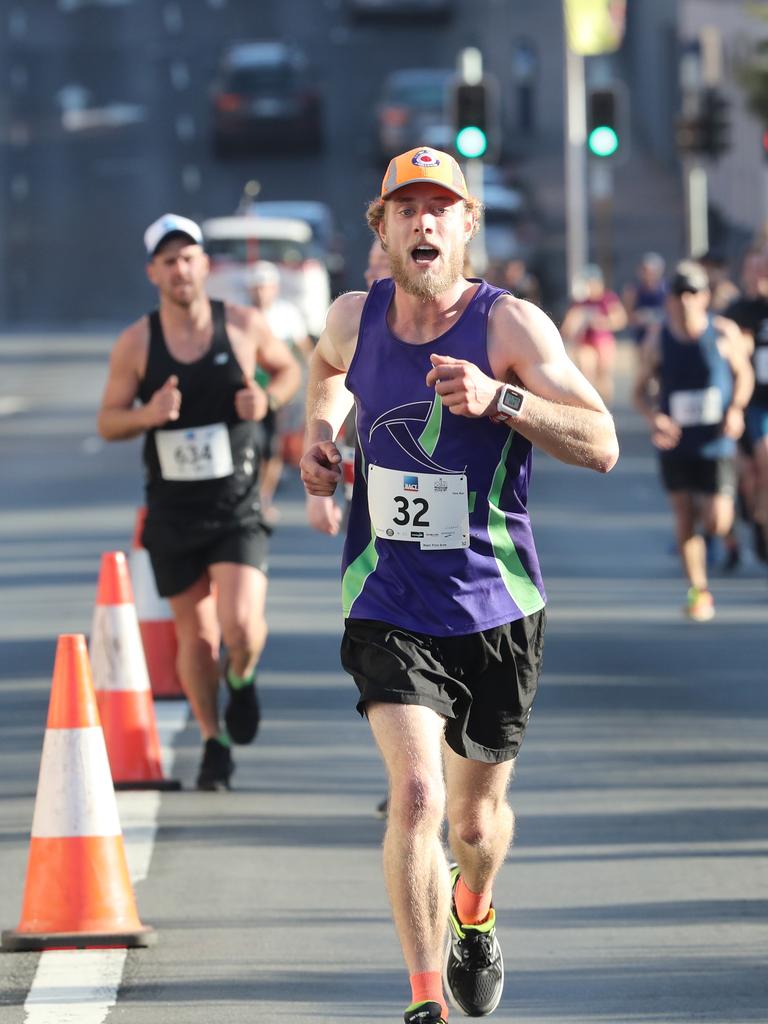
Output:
top-left (561, 263), bottom-right (627, 407)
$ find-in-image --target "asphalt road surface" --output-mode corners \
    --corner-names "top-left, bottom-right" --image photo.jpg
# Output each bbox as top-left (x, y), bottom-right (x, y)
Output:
top-left (0, 334), bottom-right (766, 1022)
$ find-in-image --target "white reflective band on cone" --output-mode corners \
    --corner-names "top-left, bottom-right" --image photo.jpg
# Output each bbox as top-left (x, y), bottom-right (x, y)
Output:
top-left (89, 605), bottom-right (151, 693)
top-left (128, 548), bottom-right (172, 622)
top-left (31, 728), bottom-right (122, 838)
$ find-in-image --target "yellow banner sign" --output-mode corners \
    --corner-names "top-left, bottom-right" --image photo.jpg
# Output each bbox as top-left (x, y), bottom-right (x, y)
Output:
top-left (564, 0), bottom-right (627, 56)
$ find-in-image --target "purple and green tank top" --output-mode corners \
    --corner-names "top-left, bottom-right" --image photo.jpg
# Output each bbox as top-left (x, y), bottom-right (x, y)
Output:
top-left (342, 278), bottom-right (546, 636)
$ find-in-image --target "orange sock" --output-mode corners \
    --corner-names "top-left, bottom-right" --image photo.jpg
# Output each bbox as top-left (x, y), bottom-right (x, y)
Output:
top-left (455, 876), bottom-right (492, 925)
top-left (410, 971), bottom-right (448, 1020)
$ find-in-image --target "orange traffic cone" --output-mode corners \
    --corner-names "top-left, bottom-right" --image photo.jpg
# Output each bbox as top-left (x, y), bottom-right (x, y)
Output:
top-left (90, 551), bottom-right (181, 791)
top-left (1, 635), bottom-right (156, 951)
top-left (129, 507), bottom-right (185, 700)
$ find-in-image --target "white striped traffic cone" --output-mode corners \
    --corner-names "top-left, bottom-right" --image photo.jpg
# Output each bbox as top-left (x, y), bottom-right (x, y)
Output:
top-left (90, 551), bottom-right (180, 790)
top-left (1, 634), bottom-right (156, 951)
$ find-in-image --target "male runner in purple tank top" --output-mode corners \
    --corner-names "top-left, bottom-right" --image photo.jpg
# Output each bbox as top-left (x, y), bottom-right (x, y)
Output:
top-left (98, 214), bottom-right (301, 790)
top-left (301, 148), bottom-right (619, 1024)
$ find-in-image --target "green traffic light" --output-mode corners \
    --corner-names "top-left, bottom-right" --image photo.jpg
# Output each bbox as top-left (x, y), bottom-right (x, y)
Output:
top-left (455, 126), bottom-right (487, 159)
top-left (588, 125), bottom-right (619, 157)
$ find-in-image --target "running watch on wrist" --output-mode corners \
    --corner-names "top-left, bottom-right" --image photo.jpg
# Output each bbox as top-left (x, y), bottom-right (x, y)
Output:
top-left (491, 384), bottom-right (525, 424)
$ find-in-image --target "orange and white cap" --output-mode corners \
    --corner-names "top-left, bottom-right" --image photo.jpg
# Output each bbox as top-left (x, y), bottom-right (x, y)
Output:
top-left (380, 147), bottom-right (468, 201)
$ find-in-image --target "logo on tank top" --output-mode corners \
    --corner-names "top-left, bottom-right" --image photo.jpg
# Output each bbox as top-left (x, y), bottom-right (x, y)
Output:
top-left (214, 352), bottom-right (229, 365)
top-left (412, 148), bottom-right (440, 167)
top-left (369, 399), bottom-right (465, 474)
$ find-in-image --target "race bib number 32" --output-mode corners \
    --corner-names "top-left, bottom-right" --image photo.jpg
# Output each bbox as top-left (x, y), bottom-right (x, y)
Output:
top-left (368, 465), bottom-right (469, 550)
top-left (156, 423), bottom-right (234, 482)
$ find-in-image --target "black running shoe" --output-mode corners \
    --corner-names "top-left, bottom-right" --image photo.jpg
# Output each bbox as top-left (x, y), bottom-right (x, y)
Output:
top-left (375, 794), bottom-right (388, 819)
top-left (196, 738), bottom-right (234, 791)
top-left (224, 663), bottom-right (260, 744)
top-left (443, 866), bottom-right (504, 1017)
top-left (403, 1000), bottom-right (445, 1023)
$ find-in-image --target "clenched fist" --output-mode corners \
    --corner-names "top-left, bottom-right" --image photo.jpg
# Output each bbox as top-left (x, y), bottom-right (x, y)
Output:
top-left (146, 374), bottom-right (181, 427)
top-left (235, 374), bottom-right (268, 422)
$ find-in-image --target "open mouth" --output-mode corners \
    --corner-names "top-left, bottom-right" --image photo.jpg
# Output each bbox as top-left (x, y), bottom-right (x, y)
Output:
top-left (411, 245), bottom-right (439, 266)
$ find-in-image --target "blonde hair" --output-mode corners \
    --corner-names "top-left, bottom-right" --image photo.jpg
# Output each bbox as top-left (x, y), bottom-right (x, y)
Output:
top-left (366, 195), bottom-right (483, 240)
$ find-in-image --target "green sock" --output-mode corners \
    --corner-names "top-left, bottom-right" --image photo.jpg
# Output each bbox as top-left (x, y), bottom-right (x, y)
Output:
top-left (217, 731), bottom-right (231, 748)
top-left (226, 664), bottom-right (256, 690)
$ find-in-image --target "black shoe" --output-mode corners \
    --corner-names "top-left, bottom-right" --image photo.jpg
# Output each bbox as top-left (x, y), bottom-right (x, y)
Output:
top-left (224, 663), bottom-right (260, 744)
top-left (443, 866), bottom-right (504, 1017)
top-left (403, 1001), bottom-right (445, 1023)
top-left (375, 794), bottom-right (388, 819)
top-left (196, 738), bottom-right (234, 791)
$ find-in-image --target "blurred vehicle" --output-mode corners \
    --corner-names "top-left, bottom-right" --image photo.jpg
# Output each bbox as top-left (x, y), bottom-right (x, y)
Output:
top-left (239, 199), bottom-right (345, 295)
top-left (347, 0), bottom-right (455, 19)
top-left (210, 41), bottom-right (323, 156)
top-left (202, 216), bottom-right (331, 338)
top-left (375, 68), bottom-right (455, 159)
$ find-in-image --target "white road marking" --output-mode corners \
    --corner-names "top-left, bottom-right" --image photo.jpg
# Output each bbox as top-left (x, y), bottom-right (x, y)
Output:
top-left (23, 703), bottom-right (189, 1024)
top-left (0, 397), bottom-right (27, 416)
top-left (24, 950), bottom-right (127, 1024)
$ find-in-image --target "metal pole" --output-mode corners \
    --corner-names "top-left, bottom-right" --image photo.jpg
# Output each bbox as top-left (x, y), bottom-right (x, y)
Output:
top-left (686, 162), bottom-right (709, 257)
top-left (564, 35), bottom-right (588, 299)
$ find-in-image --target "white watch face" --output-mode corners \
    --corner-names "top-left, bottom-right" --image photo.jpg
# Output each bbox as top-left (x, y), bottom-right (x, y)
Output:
top-left (499, 387), bottom-right (523, 414)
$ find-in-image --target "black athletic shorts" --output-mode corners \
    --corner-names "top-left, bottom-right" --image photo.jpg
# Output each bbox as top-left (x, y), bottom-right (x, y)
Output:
top-left (340, 610), bottom-right (546, 764)
top-left (141, 515), bottom-right (269, 598)
top-left (659, 455), bottom-right (737, 498)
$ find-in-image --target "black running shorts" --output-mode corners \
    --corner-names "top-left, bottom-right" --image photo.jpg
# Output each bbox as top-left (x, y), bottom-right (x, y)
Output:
top-left (142, 516), bottom-right (269, 598)
top-left (340, 611), bottom-right (546, 764)
top-left (659, 455), bottom-right (737, 497)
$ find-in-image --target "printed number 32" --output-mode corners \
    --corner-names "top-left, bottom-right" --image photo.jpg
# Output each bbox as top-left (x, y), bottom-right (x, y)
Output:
top-left (393, 496), bottom-right (430, 527)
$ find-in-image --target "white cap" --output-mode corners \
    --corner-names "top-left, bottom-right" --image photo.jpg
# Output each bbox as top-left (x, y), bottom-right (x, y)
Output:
top-left (144, 213), bottom-right (203, 257)
top-left (246, 260), bottom-right (280, 286)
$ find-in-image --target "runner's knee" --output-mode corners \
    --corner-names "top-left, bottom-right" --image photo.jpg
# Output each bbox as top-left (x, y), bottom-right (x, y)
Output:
top-left (388, 769), bottom-right (445, 832)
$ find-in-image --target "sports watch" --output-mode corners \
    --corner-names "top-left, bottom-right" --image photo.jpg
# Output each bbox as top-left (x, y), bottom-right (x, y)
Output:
top-left (491, 384), bottom-right (526, 424)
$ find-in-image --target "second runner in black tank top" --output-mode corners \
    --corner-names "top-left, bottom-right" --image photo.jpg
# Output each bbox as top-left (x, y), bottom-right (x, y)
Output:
top-left (138, 300), bottom-right (264, 526)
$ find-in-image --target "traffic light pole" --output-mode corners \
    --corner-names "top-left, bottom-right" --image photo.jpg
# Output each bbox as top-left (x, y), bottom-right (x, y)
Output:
top-left (564, 38), bottom-right (588, 299)
top-left (685, 160), bottom-right (708, 257)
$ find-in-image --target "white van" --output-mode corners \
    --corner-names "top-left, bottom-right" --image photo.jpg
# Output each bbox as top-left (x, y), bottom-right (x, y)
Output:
top-left (202, 215), bottom-right (331, 338)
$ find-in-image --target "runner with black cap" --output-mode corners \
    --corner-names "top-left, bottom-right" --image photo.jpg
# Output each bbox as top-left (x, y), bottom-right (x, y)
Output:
top-left (301, 147), bottom-right (619, 1023)
top-left (98, 213), bottom-right (301, 789)
top-left (633, 259), bottom-right (754, 620)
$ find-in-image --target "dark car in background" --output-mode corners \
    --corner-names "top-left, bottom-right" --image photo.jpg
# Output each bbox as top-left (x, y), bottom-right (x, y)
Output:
top-left (211, 41), bottom-right (323, 156)
top-left (375, 67), bottom-right (455, 159)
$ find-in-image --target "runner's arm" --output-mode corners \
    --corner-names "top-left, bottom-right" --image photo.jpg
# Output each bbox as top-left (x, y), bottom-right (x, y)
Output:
top-left (502, 302), bottom-right (618, 471)
top-left (252, 311), bottom-right (302, 409)
top-left (301, 294), bottom-right (362, 496)
top-left (428, 297), bottom-right (618, 472)
top-left (716, 316), bottom-right (755, 440)
top-left (632, 326), bottom-right (662, 425)
top-left (97, 325), bottom-right (164, 440)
